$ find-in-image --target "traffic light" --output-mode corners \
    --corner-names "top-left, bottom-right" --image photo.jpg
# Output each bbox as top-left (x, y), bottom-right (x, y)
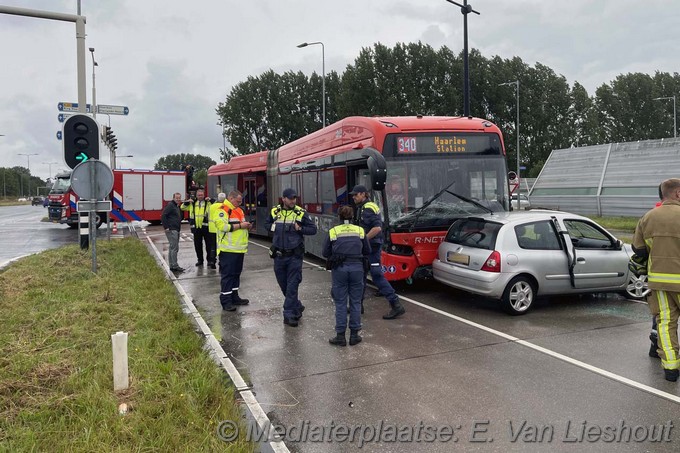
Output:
top-left (63, 114), bottom-right (100, 169)
top-left (101, 126), bottom-right (118, 152)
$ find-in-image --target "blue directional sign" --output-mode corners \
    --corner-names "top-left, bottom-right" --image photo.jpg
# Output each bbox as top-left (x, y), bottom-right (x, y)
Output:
top-left (56, 131), bottom-right (62, 140)
top-left (57, 113), bottom-right (74, 123)
top-left (57, 102), bottom-right (91, 113)
top-left (97, 104), bottom-right (130, 116)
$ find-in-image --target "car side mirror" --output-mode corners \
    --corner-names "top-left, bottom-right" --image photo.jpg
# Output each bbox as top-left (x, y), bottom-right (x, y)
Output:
top-left (613, 239), bottom-right (623, 250)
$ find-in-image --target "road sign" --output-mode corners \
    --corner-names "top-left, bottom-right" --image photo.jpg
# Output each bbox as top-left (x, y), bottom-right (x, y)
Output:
top-left (56, 131), bottom-right (62, 140)
top-left (57, 102), bottom-right (92, 113)
top-left (71, 160), bottom-right (114, 200)
top-left (97, 104), bottom-right (129, 115)
top-left (77, 200), bottom-right (112, 212)
top-left (58, 113), bottom-right (74, 123)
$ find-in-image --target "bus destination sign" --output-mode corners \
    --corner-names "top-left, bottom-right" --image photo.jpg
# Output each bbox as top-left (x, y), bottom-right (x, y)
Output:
top-left (392, 133), bottom-right (500, 156)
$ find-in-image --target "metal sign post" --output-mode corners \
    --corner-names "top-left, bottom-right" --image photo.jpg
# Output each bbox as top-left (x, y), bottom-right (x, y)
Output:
top-left (72, 160), bottom-right (114, 273)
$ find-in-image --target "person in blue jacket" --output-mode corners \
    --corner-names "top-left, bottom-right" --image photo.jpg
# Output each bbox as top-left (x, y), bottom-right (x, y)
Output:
top-left (265, 188), bottom-right (317, 327)
top-left (351, 184), bottom-right (406, 320)
top-left (323, 205), bottom-right (370, 346)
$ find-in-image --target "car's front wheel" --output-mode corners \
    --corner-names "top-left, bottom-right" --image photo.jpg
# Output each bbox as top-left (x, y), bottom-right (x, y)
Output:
top-left (501, 276), bottom-right (536, 315)
top-left (625, 273), bottom-right (650, 300)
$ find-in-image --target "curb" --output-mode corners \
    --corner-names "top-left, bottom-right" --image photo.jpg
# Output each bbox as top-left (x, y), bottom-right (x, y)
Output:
top-left (145, 236), bottom-right (289, 452)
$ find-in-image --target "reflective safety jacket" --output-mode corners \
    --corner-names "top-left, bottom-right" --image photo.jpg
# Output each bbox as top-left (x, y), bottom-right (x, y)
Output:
top-left (633, 200), bottom-right (680, 291)
top-left (354, 200), bottom-right (384, 246)
top-left (214, 199), bottom-right (248, 254)
top-left (265, 205), bottom-right (317, 251)
top-left (322, 222), bottom-right (370, 259)
top-left (208, 202), bottom-right (223, 234)
top-left (181, 199), bottom-right (212, 228)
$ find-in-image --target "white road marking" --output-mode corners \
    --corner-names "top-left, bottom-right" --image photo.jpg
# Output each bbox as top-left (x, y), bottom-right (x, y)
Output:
top-left (249, 238), bottom-right (680, 405)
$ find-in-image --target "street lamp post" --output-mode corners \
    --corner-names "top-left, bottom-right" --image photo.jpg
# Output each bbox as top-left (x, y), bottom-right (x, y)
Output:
top-left (18, 153), bottom-right (38, 196)
top-left (116, 155), bottom-right (133, 169)
top-left (445, 0), bottom-right (480, 117)
top-left (43, 161), bottom-right (59, 179)
top-left (89, 47), bottom-right (98, 119)
top-left (297, 41), bottom-right (325, 128)
top-left (499, 81), bottom-right (520, 183)
top-left (653, 95), bottom-right (677, 139)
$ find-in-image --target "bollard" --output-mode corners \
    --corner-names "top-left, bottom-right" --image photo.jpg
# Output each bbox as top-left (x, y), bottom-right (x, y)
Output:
top-left (79, 211), bottom-right (89, 250)
top-left (111, 331), bottom-right (129, 391)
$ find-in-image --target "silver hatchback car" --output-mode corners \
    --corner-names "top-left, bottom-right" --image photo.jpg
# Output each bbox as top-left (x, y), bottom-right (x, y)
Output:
top-left (432, 210), bottom-right (649, 315)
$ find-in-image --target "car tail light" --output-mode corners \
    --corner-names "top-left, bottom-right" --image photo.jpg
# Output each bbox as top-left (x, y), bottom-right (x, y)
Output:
top-left (481, 251), bottom-right (501, 272)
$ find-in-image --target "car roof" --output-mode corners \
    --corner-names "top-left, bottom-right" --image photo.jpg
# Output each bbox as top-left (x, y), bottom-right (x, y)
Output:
top-left (461, 210), bottom-right (589, 226)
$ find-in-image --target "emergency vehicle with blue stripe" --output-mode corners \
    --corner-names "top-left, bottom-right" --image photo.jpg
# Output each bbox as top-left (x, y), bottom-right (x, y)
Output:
top-left (47, 168), bottom-right (188, 228)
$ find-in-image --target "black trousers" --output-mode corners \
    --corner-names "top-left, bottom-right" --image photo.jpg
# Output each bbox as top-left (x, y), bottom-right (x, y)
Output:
top-left (192, 226), bottom-right (216, 264)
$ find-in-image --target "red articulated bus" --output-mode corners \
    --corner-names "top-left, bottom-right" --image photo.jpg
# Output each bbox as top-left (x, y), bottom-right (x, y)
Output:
top-left (207, 151), bottom-right (268, 227)
top-left (208, 116), bottom-right (510, 283)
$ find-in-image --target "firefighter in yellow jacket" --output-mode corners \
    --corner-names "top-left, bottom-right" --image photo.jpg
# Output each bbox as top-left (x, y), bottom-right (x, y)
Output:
top-left (214, 190), bottom-right (251, 311)
top-left (208, 192), bottom-right (227, 268)
top-left (633, 178), bottom-right (680, 382)
top-left (181, 189), bottom-right (215, 268)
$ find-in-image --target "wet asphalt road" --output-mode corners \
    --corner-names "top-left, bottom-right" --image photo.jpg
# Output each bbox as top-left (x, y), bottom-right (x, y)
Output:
top-left (0, 204), bottom-right (83, 267)
top-left (5, 208), bottom-right (679, 452)
top-left (140, 224), bottom-right (680, 453)
top-left (0, 205), bottom-right (127, 269)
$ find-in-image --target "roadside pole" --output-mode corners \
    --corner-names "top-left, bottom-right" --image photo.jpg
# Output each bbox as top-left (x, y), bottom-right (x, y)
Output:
top-left (0, 6), bottom-right (88, 112)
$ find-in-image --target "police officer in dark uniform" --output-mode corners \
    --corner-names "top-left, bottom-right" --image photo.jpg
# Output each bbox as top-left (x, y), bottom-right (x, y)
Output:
top-left (350, 184), bottom-right (406, 320)
top-left (265, 188), bottom-right (318, 327)
top-left (323, 206), bottom-right (370, 346)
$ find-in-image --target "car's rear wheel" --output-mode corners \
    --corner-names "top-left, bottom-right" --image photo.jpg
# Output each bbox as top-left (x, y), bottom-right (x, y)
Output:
top-left (501, 276), bottom-right (536, 315)
top-left (624, 273), bottom-right (650, 300)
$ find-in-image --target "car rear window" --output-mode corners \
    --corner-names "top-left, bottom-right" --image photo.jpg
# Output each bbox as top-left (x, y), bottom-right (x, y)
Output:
top-left (444, 218), bottom-right (502, 250)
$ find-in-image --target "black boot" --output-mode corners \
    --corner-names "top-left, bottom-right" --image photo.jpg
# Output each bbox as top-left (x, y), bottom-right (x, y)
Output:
top-left (649, 332), bottom-right (660, 358)
top-left (329, 332), bottom-right (347, 346)
top-left (382, 300), bottom-right (405, 320)
top-left (232, 291), bottom-right (250, 306)
top-left (349, 330), bottom-right (362, 346)
top-left (664, 369), bottom-right (679, 382)
top-left (649, 343), bottom-right (660, 358)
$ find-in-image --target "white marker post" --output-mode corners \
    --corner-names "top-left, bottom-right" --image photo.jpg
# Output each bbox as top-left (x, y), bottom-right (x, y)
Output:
top-left (111, 331), bottom-right (129, 391)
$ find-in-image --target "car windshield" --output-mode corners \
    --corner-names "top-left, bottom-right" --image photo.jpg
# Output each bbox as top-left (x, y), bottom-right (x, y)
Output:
top-left (444, 218), bottom-right (503, 250)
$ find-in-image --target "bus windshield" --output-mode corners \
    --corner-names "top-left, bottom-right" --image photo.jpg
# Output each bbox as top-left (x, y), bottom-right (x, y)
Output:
top-left (383, 156), bottom-right (508, 230)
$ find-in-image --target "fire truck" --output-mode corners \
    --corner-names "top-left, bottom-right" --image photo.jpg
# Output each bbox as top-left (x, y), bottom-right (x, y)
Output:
top-left (47, 168), bottom-right (189, 228)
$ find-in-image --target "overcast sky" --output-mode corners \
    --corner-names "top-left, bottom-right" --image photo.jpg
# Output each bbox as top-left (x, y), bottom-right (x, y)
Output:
top-left (1, 0), bottom-right (678, 180)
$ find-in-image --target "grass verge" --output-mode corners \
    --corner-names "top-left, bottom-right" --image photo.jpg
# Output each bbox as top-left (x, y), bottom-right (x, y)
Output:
top-left (0, 239), bottom-right (253, 452)
top-left (588, 216), bottom-right (640, 233)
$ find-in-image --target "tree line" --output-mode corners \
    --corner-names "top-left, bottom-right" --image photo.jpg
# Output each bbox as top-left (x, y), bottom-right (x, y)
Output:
top-left (0, 167), bottom-right (47, 198)
top-left (216, 42), bottom-right (679, 177)
top-left (153, 153), bottom-right (216, 188)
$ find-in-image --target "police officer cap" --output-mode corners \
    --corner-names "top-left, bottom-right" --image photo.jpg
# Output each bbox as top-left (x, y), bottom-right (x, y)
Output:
top-left (282, 188), bottom-right (297, 199)
top-left (349, 184), bottom-right (368, 195)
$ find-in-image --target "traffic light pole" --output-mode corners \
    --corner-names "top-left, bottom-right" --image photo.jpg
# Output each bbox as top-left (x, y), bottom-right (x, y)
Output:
top-left (0, 6), bottom-right (88, 113)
